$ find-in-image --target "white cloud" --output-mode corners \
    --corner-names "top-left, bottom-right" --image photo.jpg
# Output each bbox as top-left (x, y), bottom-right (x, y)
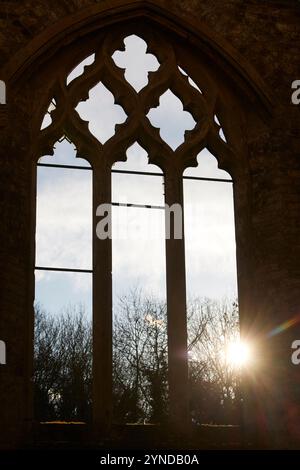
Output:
top-left (76, 82), bottom-right (127, 144)
top-left (36, 38), bottom-right (237, 316)
top-left (112, 34), bottom-right (160, 92)
top-left (39, 139), bottom-right (91, 167)
top-left (147, 89), bottom-right (197, 150)
top-left (184, 148), bottom-right (231, 179)
top-left (36, 166), bottom-right (92, 270)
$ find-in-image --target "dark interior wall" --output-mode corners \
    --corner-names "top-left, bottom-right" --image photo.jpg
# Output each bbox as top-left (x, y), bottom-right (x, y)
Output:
top-left (0, 0), bottom-right (299, 449)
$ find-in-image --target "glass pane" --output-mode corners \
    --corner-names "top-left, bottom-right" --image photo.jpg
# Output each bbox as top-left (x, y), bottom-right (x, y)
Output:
top-left (184, 148), bottom-right (232, 180)
top-left (184, 179), bottom-right (237, 299)
top-left (36, 166), bottom-right (92, 270)
top-left (112, 142), bottom-right (164, 206)
top-left (112, 206), bottom-right (166, 300)
top-left (35, 270), bottom-right (92, 318)
top-left (34, 271), bottom-right (92, 423)
top-left (38, 139), bottom-right (91, 168)
top-left (112, 173), bottom-right (164, 206)
top-left (184, 164), bottom-right (240, 426)
top-left (35, 137), bottom-right (93, 424)
top-left (112, 141), bottom-right (162, 173)
top-left (112, 157), bottom-right (168, 425)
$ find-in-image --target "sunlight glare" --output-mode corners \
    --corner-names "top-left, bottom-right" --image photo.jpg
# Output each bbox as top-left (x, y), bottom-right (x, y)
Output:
top-left (226, 340), bottom-right (252, 368)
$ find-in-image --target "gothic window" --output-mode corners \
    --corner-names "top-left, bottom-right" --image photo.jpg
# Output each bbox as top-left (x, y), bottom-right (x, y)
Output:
top-left (35, 28), bottom-right (238, 429)
top-left (183, 148), bottom-right (237, 301)
top-left (35, 138), bottom-right (92, 421)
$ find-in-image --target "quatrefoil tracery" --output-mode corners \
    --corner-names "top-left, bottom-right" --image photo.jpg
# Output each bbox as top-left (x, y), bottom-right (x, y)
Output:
top-left (38, 32), bottom-right (232, 171)
top-left (112, 34), bottom-right (160, 93)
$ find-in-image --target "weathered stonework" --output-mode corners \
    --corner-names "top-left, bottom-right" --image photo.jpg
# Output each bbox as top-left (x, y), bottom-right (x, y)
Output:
top-left (0, 0), bottom-right (299, 449)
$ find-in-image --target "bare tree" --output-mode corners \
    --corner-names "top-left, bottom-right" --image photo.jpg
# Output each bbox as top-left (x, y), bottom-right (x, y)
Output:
top-left (113, 290), bottom-right (168, 423)
top-left (34, 295), bottom-right (240, 425)
top-left (188, 298), bottom-right (241, 424)
top-left (34, 303), bottom-right (92, 422)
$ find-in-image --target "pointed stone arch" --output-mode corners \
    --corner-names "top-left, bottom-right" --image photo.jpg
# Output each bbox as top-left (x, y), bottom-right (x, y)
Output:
top-left (3, 1), bottom-right (273, 113)
top-left (1, 0), bottom-right (277, 445)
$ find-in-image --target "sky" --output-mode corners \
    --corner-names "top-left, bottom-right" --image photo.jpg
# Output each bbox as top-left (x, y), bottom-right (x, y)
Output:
top-left (35, 34), bottom-right (237, 319)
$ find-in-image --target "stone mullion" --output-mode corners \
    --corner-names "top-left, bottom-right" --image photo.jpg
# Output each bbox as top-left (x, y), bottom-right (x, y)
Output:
top-left (92, 160), bottom-right (112, 437)
top-left (164, 167), bottom-right (189, 431)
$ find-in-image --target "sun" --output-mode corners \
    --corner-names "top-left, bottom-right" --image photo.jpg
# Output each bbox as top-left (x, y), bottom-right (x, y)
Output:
top-left (225, 340), bottom-right (252, 368)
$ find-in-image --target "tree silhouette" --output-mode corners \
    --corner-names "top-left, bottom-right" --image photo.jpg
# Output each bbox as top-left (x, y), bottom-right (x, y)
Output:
top-left (34, 294), bottom-right (241, 424)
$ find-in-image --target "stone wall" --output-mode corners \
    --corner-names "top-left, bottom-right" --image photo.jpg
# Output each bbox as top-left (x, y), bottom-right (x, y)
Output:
top-left (0, 0), bottom-right (299, 449)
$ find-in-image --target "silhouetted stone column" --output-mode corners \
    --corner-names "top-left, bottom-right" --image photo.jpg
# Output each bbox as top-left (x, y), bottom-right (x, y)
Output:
top-left (93, 162), bottom-right (112, 437)
top-left (164, 169), bottom-right (189, 430)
